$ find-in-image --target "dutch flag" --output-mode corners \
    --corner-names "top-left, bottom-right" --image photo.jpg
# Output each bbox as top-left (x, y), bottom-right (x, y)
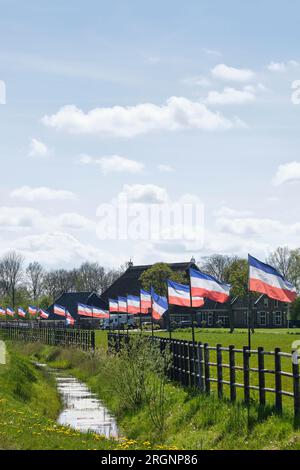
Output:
top-left (127, 295), bottom-right (140, 314)
top-left (66, 310), bottom-right (75, 326)
top-left (39, 309), bottom-right (49, 319)
top-left (189, 268), bottom-right (231, 304)
top-left (140, 289), bottom-right (151, 313)
top-left (77, 303), bottom-right (93, 317)
top-left (6, 307), bottom-right (15, 317)
top-left (167, 280), bottom-right (191, 307)
top-left (248, 254), bottom-right (297, 303)
top-left (28, 305), bottom-right (38, 316)
top-left (118, 297), bottom-right (128, 313)
top-left (92, 307), bottom-right (109, 319)
top-left (17, 307), bottom-right (26, 318)
top-left (53, 304), bottom-right (66, 317)
top-left (0, 307), bottom-right (6, 316)
top-left (109, 299), bottom-right (119, 313)
top-left (151, 288), bottom-right (168, 320)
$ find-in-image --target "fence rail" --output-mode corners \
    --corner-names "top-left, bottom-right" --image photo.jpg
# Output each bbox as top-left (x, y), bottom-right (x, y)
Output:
top-left (108, 332), bottom-right (300, 420)
top-left (0, 323), bottom-right (95, 351)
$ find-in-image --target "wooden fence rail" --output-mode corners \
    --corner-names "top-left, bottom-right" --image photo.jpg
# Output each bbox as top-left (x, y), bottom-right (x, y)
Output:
top-left (0, 323), bottom-right (95, 351)
top-left (108, 332), bottom-right (300, 420)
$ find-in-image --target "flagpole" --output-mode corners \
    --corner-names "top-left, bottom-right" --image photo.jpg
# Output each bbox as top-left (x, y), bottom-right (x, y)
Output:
top-left (188, 271), bottom-right (195, 345)
top-left (150, 290), bottom-right (154, 338)
top-left (247, 256), bottom-right (252, 354)
top-left (139, 291), bottom-right (142, 333)
top-left (126, 296), bottom-right (129, 337)
top-left (166, 281), bottom-right (172, 341)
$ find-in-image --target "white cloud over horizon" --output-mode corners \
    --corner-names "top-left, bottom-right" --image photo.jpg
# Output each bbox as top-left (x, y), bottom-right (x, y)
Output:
top-left (211, 64), bottom-right (255, 82)
top-left (80, 154), bottom-right (144, 174)
top-left (272, 161), bottom-right (300, 186)
top-left (10, 186), bottom-right (77, 202)
top-left (206, 87), bottom-right (255, 106)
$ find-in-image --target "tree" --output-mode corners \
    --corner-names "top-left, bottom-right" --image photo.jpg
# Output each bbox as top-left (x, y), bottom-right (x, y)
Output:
top-left (223, 258), bottom-right (249, 297)
top-left (267, 247), bottom-right (300, 291)
top-left (75, 262), bottom-right (106, 294)
top-left (200, 254), bottom-right (235, 281)
top-left (140, 263), bottom-right (186, 296)
top-left (290, 298), bottom-right (300, 322)
top-left (0, 251), bottom-right (24, 307)
top-left (26, 261), bottom-right (45, 302)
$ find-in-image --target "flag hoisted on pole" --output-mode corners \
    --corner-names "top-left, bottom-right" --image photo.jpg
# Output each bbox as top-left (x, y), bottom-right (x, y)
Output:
top-left (28, 305), bottom-right (38, 316)
top-left (17, 307), bottom-right (26, 318)
top-left (127, 295), bottom-right (140, 314)
top-left (189, 268), bottom-right (231, 303)
top-left (167, 280), bottom-right (191, 307)
top-left (151, 287), bottom-right (168, 321)
top-left (39, 309), bottom-right (49, 319)
top-left (140, 289), bottom-right (151, 313)
top-left (65, 310), bottom-right (75, 327)
top-left (0, 307), bottom-right (6, 316)
top-left (92, 307), bottom-right (109, 319)
top-left (109, 299), bottom-right (119, 312)
top-left (6, 307), bottom-right (15, 317)
top-left (53, 304), bottom-right (66, 317)
top-left (248, 254), bottom-right (297, 303)
top-left (77, 303), bottom-right (93, 317)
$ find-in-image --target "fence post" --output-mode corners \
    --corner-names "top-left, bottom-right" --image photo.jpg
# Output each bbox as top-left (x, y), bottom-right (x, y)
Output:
top-left (229, 345), bottom-right (236, 402)
top-left (216, 344), bottom-right (223, 399)
top-left (292, 349), bottom-right (300, 424)
top-left (189, 342), bottom-right (195, 387)
top-left (274, 348), bottom-right (282, 413)
top-left (197, 342), bottom-right (204, 392)
top-left (91, 330), bottom-right (95, 351)
top-left (243, 346), bottom-right (250, 404)
top-left (204, 343), bottom-right (210, 394)
top-left (257, 346), bottom-right (266, 406)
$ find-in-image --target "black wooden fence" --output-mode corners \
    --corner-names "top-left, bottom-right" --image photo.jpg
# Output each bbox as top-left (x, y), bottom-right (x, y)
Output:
top-left (108, 332), bottom-right (300, 420)
top-left (0, 322), bottom-right (95, 351)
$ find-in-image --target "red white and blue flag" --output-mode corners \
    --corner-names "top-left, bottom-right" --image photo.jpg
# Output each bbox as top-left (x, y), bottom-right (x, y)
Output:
top-left (17, 307), bottom-right (26, 318)
top-left (28, 305), bottom-right (38, 316)
top-left (92, 307), bottom-right (109, 319)
top-left (78, 303), bottom-right (93, 317)
top-left (140, 289), bottom-right (151, 313)
top-left (189, 268), bottom-right (231, 304)
top-left (167, 280), bottom-right (191, 307)
top-left (118, 297), bottom-right (127, 313)
top-left (65, 310), bottom-right (75, 326)
top-left (6, 307), bottom-right (15, 317)
top-left (151, 288), bottom-right (168, 320)
top-left (39, 309), bottom-right (49, 319)
top-left (127, 295), bottom-right (140, 314)
top-left (109, 299), bottom-right (119, 313)
top-left (0, 307), bottom-right (6, 316)
top-left (248, 254), bottom-right (297, 303)
top-left (53, 304), bottom-right (66, 317)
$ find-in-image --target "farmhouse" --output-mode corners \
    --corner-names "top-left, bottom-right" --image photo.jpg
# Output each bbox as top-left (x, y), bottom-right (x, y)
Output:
top-left (46, 260), bottom-right (289, 329)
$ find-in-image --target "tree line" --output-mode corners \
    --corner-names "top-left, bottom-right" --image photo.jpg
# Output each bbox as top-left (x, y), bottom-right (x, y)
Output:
top-left (0, 251), bottom-right (126, 309)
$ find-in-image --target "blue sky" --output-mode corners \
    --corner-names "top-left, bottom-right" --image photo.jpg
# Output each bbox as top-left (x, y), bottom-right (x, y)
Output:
top-left (1, 0), bottom-right (300, 268)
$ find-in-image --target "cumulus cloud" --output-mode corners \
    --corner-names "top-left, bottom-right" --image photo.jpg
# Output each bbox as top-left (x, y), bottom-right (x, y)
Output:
top-left (28, 138), bottom-right (50, 158)
top-left (272, 161), bottom-right (300, 186)
top-left (0, 207), bottom-right (40, 229)
top-left (211, 64), bottom-right (255, 82)
top-left (57, 213), bottom-right (94, 230)
top-left (267, 60), bottom-right (299, 72)
top-left (117, 184), bottom-right (169, 204)
top-left (214, 206), bottom-right (252, 218)
top-left (80, 154), bottom-right (144, 174)
top-left (206, 87), bottom-right (255, 105)
top-left (41, 97), bottom-right (245, 137)
top-left (10, 186), bottom-right (77, 202)
top-left (216, 216), bottom-right (283, 236)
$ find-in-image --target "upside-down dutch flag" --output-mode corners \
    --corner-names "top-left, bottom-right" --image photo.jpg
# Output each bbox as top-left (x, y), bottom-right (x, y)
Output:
top-left (17, 307), bottom-right (26, 318)
top-left (39, 309), bottom-right (49, 319)
top-left (6, 307), bottom-right (15, 317)
top-left (140, 289), bottom-right (151, 313)
top-left (151, 288), bottom-right (168, 320)
top-left (53, 304), bottom-right (66, 317)
top-left (118, 297), bottom-right (127, 313)
top-left (77, 303), bottom-right (93, 317)
top-left (189, 268), bottom-right (231, 304)
top-left (127, 295), bottom-right (140, 314)
top-left (248, 254), bottom-right (297, 303)
top-left (65, 310), bottom-right (75, 326)
top-left (28, 305), bottom-right (38, 316)
top-left (0, 307), bottom-right (6, 316)
top-left (92, 307), bottom-right (109, 319)
top-left (109, 299), bottom-right (119, 313)
top-left (167, 280), bottom-right (191, 307)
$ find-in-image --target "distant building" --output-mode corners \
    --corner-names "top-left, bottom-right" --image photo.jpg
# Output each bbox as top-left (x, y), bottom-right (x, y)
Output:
top-left (47, 291), bottom-right (107, 323)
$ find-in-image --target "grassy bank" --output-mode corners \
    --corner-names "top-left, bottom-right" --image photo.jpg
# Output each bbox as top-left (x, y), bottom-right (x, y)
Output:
top-left (0, 343), bottom-right (124, 450)
top-left (14, 340), bottom-right (300, 450)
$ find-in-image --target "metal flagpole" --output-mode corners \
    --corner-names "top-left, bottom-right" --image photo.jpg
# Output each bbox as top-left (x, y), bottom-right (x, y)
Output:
top-left (166, 281), bottom-right (172, 341)
top-left (139, 291), bottom-right (142, 333)
top-left (151, 291), bottom-right (154, 338)
top-left (188, 272), bottom-right (195, 344)
top-left (247, 260), bottom-right (252, 354)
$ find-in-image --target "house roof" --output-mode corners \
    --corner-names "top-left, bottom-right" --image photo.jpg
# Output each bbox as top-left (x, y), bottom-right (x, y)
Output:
top-left (100, 261), bottom-right (199, 303)
top-left (47, 291), bottom-right (107, 320)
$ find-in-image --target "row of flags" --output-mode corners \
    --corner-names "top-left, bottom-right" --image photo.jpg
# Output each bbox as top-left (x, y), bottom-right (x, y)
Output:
top-left (0, 306), bottom-right (50, 319)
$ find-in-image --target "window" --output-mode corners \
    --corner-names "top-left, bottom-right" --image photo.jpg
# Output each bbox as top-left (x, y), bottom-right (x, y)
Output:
top-left (274, 311), bottom-right (282, 326)
top-left (218, 316), bottom-right (229, 327)
top-left (258, 311), bottom-right (267, 326)
top-left (263, 297), bottom-right (269, 307)
top-left (244, 311), bottom-right (249, 325)
top-left (208, 313), bottom-right (213, 326)
top-left (274, 300), bottom-right (279, 308)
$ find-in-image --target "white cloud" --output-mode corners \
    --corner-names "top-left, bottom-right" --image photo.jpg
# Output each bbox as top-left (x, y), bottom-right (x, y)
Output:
top-left (28, 138), bottom-right (50, 158)
top-left (216, 216), bottom-right (283, 236)
top-left (206, 87), bottom-right (255, 106)
top-left (181, 76), bottom-right (211, 87)
top-left (267, 60), bottom-right (299, 72)
top-left (11, 186), bottom-right (77, 202)
top-left (272, 161), bottom-right (300, 186)
top-left (214, 206), bottom-right (252, 218)
top-left (80, 154), bottom-right (144, 174)
top-left (157, 164), bottom-right (174, 173)
top-left (211, 64), bottom-right (255, 82)
top-left (0, 207), bottom-right (40, 229)
top-left (42, 97), bottom-right (245, 138)
top-left (117, 184), bottom-right (169, 204)
top-left (203, 48), bottom-right (222, 57)
top-left (57, 213), bottom-right (94, 230)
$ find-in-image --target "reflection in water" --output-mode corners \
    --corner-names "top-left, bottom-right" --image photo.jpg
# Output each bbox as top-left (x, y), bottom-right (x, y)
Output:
top-left (55, 375), bottom-right (119, 438)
